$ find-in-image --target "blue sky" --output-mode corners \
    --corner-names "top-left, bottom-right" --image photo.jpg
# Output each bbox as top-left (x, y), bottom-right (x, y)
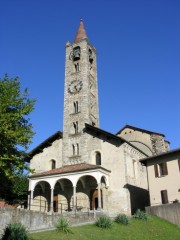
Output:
top-left (0, 0), bottom-right (180, 151)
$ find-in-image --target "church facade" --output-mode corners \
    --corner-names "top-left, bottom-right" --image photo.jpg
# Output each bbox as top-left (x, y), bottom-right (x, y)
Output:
top-left (28, 20), bottom-right (171, 216)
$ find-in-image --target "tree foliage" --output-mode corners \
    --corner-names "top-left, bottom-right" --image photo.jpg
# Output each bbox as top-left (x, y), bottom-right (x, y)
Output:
top-left (0, 170), bottom-right (29, 203)
top-left (0, 74), bottom-right (36, 177)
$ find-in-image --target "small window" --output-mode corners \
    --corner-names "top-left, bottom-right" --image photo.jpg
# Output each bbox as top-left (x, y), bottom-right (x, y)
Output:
top-left (89, 49), bottom-right (93, 64)
top-left (96, 152), bottom-right (101, 165)
top-left (73, 46), bottom-right (80, 61)
top-left (73, 101), bottom-right (78, 113)
top-left (159, 163), bottom-right (168, 176)
top-left (73, 121), bottom-right (78, 134)
top-left (154, 162), bottom-right (168, 177)
top-left (161, 190), bottom-right (168, 204)
top-left (154, 164), bottom-right (159, 178)
top-left (51, 160), bottom-right (56, 170)
top-left (72, 144), bottom-right (75, 155)
top-left (77, 143), bottom-right (79, 155)
top-left (74, 62), bottom-right (80, 72)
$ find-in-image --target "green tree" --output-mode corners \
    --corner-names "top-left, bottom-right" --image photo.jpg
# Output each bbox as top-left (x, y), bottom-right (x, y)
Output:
top-left (0, 74), bottom-right (36, 178)
top-left (11, 172), bottom-right (29, 199)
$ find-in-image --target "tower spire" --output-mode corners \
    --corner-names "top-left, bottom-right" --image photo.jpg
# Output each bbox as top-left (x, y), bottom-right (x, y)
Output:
top-left (74, 19), bottom-right (88, 43)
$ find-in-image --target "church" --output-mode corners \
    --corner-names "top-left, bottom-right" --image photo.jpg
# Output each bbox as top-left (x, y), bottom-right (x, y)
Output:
top-left (27, 20), bottom-right (172, 216)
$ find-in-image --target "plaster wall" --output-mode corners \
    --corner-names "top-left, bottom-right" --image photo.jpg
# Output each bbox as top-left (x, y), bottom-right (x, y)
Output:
top-left (118, 128), bottom-right (153, 156)
top-left (30, 139), bottom-right (63, 173)
top-left (147, 158), bottom-right (180, 206)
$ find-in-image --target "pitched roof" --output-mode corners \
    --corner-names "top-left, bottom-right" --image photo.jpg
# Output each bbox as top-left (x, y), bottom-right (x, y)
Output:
top-left (140, 147), bottom-right (180, 164)
top-left (26, 131), bottom-right (62, 162)
top-left (74, 19), bottom-right (88, 43)
top-left (85, 123), bottom-right (149, 156)
top-left (29, 163), bottom-right (110, 178)
top-left (116, 124), bottom-right (165, 137)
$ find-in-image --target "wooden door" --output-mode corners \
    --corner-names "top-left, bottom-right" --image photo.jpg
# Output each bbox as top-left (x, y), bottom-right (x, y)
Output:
top-left (90, 189), bottom-right (103, 210)
top-left (53, 195), bottom-right (58, 212)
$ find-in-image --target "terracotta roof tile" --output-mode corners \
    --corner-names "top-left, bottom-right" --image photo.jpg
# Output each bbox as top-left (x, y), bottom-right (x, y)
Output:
top-left (74, 19), bottom-right (88, 43)
top-left (30, 163), bottom-right (109, 178)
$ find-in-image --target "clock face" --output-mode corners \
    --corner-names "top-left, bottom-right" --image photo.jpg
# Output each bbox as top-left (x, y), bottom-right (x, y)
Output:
top-left (68, 80), bottom-right (83, 94)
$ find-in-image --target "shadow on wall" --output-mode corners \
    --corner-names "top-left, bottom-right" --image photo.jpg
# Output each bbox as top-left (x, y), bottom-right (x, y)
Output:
top-left (124, 184), bottom-right (150, 215)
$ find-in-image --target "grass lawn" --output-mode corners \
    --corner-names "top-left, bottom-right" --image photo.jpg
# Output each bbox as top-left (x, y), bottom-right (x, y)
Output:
top-left (30, 215), bottom-right (180, 240)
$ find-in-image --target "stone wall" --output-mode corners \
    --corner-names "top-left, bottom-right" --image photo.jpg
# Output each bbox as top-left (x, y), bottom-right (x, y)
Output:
top-left (0, 207), bottom-right (104, 234)
top-left (30, 138), bottom-right (63, 173)
top-left (146, 203), bottom-right (180, 226)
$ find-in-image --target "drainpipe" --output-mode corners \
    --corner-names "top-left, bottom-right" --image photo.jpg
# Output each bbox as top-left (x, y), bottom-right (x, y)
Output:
top-left (143, 162), bottom-right (150, 205)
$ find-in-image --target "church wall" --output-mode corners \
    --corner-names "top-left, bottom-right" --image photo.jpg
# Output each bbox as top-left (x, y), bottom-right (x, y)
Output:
top-left (123, 143), bottom-right (150, 213)
top-left (118, 128), bottom-right (153, 156)
top-left (118, 128), bottom-right (169, 156)
top-left (100, 141), bottom-right (131, 215)
top-left (123, 143), bottom-right (148, 189)
top-left (98, 140), bottom-right (149, 215)
top-left (30, 139), bottom-right (63, 173)
top-left (85, 134), bottom-right (102, 165)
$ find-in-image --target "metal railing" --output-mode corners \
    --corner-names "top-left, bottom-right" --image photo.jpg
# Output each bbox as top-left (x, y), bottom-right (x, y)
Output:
top-left (28, 198), bottom-right (92, 214)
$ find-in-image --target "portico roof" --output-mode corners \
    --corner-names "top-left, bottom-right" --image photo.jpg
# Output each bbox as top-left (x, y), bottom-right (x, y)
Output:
top-left (29, 163), bottom-right (111, 178)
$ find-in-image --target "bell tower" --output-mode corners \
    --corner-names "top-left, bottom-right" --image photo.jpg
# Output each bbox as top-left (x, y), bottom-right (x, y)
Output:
top-left (62, 20), bottom-right (99, 165)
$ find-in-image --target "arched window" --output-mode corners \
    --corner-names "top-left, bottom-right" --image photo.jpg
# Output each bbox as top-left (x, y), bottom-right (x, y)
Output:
top-left (51, 160), bottom-right (56, 169)
top-left (77, 143), bottom-right (79, 155)
top-left (73, 121), bottom-right (78, 134)
top-left (72, 144), bottom-right (75, 155)
top-left (73, 101), bottom-right (78, 113)
top-left (74, 62), bottom-right (80, 72)
top-left (96, 152), bottom-right (101, 165)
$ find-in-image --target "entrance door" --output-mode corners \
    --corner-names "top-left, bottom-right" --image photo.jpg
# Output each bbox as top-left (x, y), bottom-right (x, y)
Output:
top-left (90, 189), bottom-right (103, 210)
top-left (53, 195), bottom-right (58, 212)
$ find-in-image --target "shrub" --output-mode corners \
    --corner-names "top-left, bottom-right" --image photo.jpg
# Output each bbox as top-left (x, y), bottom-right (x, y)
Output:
top-left (133, 209), bottom-right (148, 221)
top-left (95, 216), bottom-right (113, 229)
top-left (115, 213), bottom-right (130, 225)
top-left (1, 222), bottom-right (29, 240)
top-left (55, 216), bottom-right (72, 234)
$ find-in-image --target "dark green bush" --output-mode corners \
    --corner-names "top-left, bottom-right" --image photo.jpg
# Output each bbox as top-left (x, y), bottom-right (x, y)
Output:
top-left (1, 222), bottom-right (29, 240)
top-left (115, 213), bottom-right (130, 225)
top-left (133, 209), bottom-right (148, 221)
top-left (95, 216), bottom-right (113, 229)
top-left (55, 216), bottom-right (72, 234)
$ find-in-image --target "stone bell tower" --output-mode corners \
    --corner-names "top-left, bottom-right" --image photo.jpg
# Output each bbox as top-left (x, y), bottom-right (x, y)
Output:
top-left (62, 20), bottom-right (99, 166)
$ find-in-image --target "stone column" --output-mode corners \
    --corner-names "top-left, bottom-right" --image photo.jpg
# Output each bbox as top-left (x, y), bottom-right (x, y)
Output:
top-left (30, 190), bottom-right (34, 210)
top-left (73, 185), bottom-right (76, 211)
top-left (50, 188), bottom-right (54, 212)
top-left (98, 183), bottom-right (101, 209)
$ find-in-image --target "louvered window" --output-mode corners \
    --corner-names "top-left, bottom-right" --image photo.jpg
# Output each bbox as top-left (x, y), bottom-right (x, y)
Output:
top-left (161, 190), bottom-right (168, 204)
top-left (154, 164), bottom-right (158, 178)
top-left (154, 162), bottom-right (168, 177)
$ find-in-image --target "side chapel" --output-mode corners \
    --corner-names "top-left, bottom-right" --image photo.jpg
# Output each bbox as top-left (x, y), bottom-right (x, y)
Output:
top-left (27, 20), bottom-right (171, 216)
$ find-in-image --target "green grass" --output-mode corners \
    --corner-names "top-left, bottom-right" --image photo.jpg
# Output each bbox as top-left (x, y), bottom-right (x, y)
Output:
top-left (30, 215), bottom-right (180, 240)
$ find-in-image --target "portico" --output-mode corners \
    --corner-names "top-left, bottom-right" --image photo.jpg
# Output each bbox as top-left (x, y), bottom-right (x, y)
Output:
top-left (28, 163), bottom-right (110, 212)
